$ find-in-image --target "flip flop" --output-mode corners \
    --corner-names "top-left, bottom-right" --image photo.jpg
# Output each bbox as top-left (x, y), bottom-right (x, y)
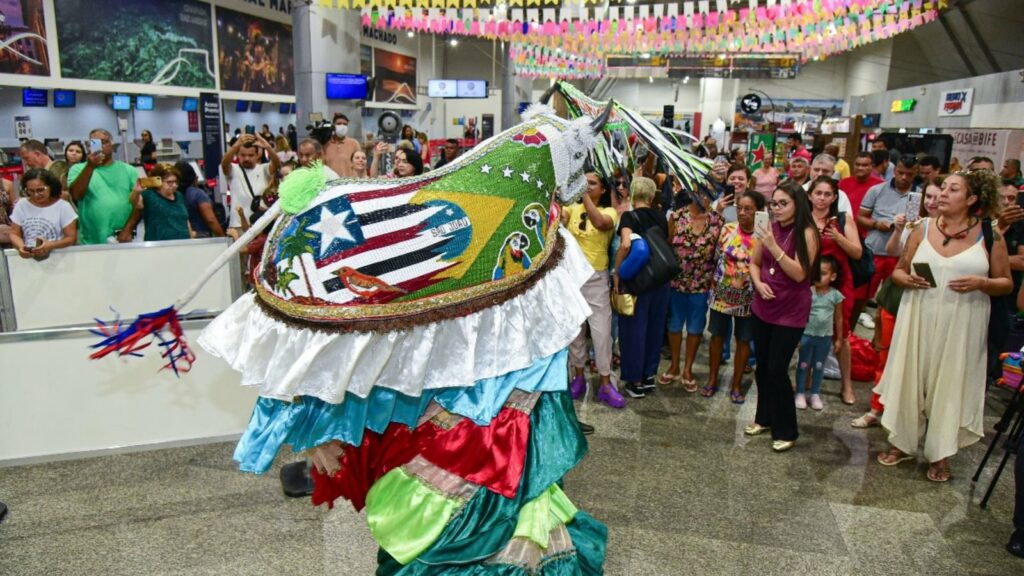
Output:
top-left (730, 390), bottom-right (745, 405)
top-left (700, 385), bottom-right (719, 398)
top-left (851, 413), bottom-right (880, 428)
top-left (658, 372), bottom-right (681, 385)
top-left (682, 379), bottom-right (699, 393)
top-left (927, 462), bottom-right (951, 483)
top-left (877, 450), bottom-right (914, 467)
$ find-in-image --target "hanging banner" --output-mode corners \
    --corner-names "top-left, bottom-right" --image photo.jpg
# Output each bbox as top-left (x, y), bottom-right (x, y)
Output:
top-left (217, 7), bottom-right (295, 95)
top-left (373, 48), bottom-right (417, 105)
top-left (55, 0), bottom-right (214, 87)
top-left (0, 0), bottom-right (50, 76)
top-left (199, 93), bottom-right (223, 181)
top-left (747, 133), bottom-right (775, 170)
top-left (947, 129), bottom-right (1024, 172)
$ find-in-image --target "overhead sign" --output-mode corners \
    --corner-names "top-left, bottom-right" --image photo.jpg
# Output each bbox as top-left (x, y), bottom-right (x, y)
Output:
top-left (938, 88), bottom-right (974, 117)
top-left (890, 98), bottom-right (916, 113)
top-left (739, 94), bottom-right (762, 114)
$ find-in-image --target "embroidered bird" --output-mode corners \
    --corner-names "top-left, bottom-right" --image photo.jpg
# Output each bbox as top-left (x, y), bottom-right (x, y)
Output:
top-left (337, 266), bottom-right (408, 298)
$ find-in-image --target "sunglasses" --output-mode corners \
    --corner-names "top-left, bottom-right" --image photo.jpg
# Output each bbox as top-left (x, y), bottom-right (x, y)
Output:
top-left (578, 211), bottom-right (588, 231)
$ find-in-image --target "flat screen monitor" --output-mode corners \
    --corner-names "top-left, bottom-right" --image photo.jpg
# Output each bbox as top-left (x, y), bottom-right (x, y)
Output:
top-left (428, 79), bottom-right (457, 98)
top-left (326, 73), bottom-right (368, 100)
top-left (135, 95), bottom-right (154, 111)
top-left (290, 103), bottom-right (296, 113)
top-left (456, 80), bottom-right (487, 99)
top-left (53, 90), bottom-right (76, 108)
top-left (22, 88), bottom-right (47, 107)
top-left (182, 97), bottom-right (198, 112)
top-left (279, 103), bottom-right (290, 114)
top-left (112, 94), bottom-right (131, 111)
top-left (250, 101), bottom-right (263, 113)
top-left (235, 100), bottom-right (250, 112)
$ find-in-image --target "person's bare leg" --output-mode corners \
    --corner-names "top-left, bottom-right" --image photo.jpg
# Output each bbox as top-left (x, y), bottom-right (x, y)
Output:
top-left (666, 331), bottom-right (682, 377)
top-left (683, 334), bottom-right (702, 383)
top-left (731, 340), bottom-right (751, 395)
top-left (839, 338), bottom-right (855, 404)
top-left (707, 335), bottom-right (724, 389)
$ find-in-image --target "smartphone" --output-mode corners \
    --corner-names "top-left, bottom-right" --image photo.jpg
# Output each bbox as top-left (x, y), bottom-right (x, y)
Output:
top-left (754, 210), bottom-right (770, 234)
top-left (88, 138), bottom-right (103, 154)
top-left (905, 192), bottom-right (922, 220)
top-left (138, 176), bottom-right (162, 188)
top-left (912, 262), bottom-right (937, 287)
top-left (244, 125), bottom-right (256, 135)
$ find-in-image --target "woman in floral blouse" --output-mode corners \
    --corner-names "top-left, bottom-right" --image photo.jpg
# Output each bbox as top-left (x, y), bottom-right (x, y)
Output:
top-left (660, 192), bottom-right (724, 393)
top-left (705, 191), bottom-right (765, 403)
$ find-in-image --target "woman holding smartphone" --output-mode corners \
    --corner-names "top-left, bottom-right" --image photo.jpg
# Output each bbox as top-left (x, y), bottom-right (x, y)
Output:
top-left (876, 170), bottom-right (1011, 482)
top-left (808, 176), bottom-right (862, 406)
top-left (746, 181), bottom-right (819, 452)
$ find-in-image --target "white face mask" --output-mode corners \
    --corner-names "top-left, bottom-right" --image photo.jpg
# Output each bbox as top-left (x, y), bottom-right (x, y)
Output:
top-left (334, 124), bottom-right (348, 139)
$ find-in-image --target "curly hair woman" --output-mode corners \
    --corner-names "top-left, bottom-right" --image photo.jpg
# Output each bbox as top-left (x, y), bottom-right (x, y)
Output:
top-left (875, 170), bottom-right (1012, 482)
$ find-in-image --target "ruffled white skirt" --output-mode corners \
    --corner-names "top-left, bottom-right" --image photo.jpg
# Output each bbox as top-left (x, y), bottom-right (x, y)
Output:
top-left (198, 227), bottom-right (594, 403)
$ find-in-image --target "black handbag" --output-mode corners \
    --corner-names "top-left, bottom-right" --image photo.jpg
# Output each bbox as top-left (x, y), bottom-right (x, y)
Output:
top-left (839, 212), bottom-right (875, 287)
top-left (622, 211), bottom-right (679, 294)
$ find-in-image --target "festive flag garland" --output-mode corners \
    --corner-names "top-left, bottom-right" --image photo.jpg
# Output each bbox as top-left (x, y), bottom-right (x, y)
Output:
top-left (510, 44), bottom-right (604, 79)
top-left (356, 0), bottom-right (946, 67)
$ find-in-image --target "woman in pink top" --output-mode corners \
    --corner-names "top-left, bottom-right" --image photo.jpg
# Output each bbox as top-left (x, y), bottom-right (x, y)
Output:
top-left (745, 181), bottom-right (820, 453)
top-left (752, 151), bottom-right (780, 198)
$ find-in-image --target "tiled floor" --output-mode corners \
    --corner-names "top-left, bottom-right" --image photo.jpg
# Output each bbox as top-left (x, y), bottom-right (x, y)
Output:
top-left (1, 351), bottom-right (1021, 575)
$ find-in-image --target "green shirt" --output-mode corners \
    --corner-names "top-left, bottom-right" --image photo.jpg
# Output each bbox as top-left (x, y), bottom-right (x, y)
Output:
top-left (141, 189), bottom-right (190, 241)
top-left (804, 287), bottom-right (844, 338)
top-left (68, 161), bottom-right (138, 244)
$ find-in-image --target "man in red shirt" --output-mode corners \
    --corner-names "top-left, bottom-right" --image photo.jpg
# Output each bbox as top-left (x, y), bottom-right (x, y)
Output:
top-left (839, 151), bottom-right (882, 327)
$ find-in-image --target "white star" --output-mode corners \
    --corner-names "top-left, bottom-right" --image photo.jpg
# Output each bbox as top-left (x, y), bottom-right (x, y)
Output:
top-left (520, 171), bottom-right (531, 183)
top-left (309, 206), bottom-right (355, 256)
top-left (502, 166), bottom-right (514, 178)
top-left (445, 208), bottom-right (455, 216)
top-left (535, 179), bottom-right (544, 190)
top-left (480, 164), bottom-right (492, 174)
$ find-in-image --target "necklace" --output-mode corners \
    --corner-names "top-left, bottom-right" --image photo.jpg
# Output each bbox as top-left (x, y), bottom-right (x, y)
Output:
top-left (769, 225), bottom-right (796, 276)
top-left (936, 216), bottom-right (978, 246)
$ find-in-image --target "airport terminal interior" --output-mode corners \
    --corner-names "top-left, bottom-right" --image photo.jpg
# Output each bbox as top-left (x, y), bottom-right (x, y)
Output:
top-left (1, 0), bottom-right (1024, 575)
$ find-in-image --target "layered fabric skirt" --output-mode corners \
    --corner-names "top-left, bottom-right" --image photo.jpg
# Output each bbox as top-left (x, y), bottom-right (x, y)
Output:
top-left (197, 229), bottom-right (607, 574)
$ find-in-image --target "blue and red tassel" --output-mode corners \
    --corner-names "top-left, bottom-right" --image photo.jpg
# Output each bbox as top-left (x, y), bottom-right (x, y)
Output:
top-left (89, 306), bottom-right (195, 376)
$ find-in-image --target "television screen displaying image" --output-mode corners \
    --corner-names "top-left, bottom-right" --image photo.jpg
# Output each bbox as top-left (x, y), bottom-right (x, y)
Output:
top-left (54, 90), bottom-right (76, 108)
top-left (22, 88), bottom-right (47, 107)
top-left (326, 73), bottom-right (368, 100)
top-left (250, 101), bottom-right (263, 113)
top-left (279, 103), bottom-right (290, 114)
top-left (235, 100), bottom-right (250, 112)
top-left (182, 97), bottom-right (198, 112)
top-left (112, 94), bottom-right (131, 111)
top-left (428, 80), bottom-right (457, 98)
top-left (456, 80), bottom-right (487, 99)
top-left (135, 95), bottom-right (154, 110)
top-left (290, 103), bottom-right (296, 113)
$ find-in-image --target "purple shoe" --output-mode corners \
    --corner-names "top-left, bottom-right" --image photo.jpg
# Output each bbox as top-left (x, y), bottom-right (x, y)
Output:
top-left (597, 383), bottom-right (627, 409)
top-left (570, 375), bottom-right (587, 399)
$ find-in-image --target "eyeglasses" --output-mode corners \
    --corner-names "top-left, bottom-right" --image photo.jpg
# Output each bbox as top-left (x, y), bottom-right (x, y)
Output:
top-left (615, 180), bottom-right (627, 188)
top-left (578, 211), bottom-right (588, 231)
top-left (163, 179), bottom-right (179, 186)
top-left (25, 186), bottom-right (48, 195)
top-left (769, 200), bottom-right (790, 209)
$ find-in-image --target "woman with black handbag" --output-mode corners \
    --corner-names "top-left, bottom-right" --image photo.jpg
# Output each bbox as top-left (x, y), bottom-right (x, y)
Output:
top-left (613, 177), bottom-right (673, 400)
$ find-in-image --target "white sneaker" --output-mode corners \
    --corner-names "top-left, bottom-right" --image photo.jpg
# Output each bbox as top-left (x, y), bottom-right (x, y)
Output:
top-left (810, 394), bottom-right (824, 411)
top-left (858, 312), bottom-right (876, 329)
top-left (795, 393), bottom-right (807, 410)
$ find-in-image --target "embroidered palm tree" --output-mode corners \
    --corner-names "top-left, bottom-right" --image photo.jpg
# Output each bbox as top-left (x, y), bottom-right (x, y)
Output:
top-left (274, 267), bottom-right (300, 297)
top-left (278, 219), bottom-right (317, 297)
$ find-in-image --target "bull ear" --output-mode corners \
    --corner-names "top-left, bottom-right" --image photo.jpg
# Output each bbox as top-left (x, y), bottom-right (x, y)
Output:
top-left (590, 102), bottom-right (614, 133)
top-left (539, 83), bottom-right (558, 104)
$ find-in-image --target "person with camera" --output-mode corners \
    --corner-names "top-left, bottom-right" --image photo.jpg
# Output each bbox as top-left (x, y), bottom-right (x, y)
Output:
top-left (323, 113), bottom-right (361, 177)
top-left (221, 132), bottom-right (279, 234)
top-left (118, 164), bottom-right (191, 243)
top-left (68, 128), bottom-right (139, 245)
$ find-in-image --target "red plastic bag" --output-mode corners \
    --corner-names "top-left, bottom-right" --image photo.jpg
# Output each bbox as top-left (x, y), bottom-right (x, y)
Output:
top-left (849, 334), bottom-right (879, 382)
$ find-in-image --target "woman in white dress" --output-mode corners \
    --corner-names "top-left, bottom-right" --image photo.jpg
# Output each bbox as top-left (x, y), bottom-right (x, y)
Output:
top-left (876, 170), bottom-right (1011, 482)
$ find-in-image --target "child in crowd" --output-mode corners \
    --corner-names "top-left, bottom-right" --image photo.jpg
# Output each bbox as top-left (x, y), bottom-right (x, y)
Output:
top-left (795, 256), bottom-right (844, 411)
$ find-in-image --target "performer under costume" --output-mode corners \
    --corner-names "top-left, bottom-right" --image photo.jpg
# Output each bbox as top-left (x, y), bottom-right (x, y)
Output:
top-left (90, 84), bottom-right (710, 574)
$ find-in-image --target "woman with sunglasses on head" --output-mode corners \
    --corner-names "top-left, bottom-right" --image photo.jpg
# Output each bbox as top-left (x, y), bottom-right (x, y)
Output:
top-left (876, 170), bottom-right (1011, 482)
top-left (117, 164), bottom-right (191, 243)
top-left (8, 168), bottom-right (77, 259)
top-left (745, 181), bottom-right (820, 452)
top-left (562, 171), bottom-right (624, 408)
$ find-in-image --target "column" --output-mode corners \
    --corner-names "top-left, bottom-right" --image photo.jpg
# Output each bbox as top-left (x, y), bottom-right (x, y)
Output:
top-left (292, 5), bottom-right (363, 139)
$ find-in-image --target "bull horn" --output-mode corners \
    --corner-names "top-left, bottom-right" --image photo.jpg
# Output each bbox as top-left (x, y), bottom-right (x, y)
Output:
top-left (538, 83), bottom-right (559, 104)
top-left (590, 101), bottom-right (615, 133)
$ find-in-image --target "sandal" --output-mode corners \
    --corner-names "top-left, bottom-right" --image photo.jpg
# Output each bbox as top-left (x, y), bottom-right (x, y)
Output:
top-left (699, 385), bottom-right (719, 398)
top-left (851, 412), bottom-right (880, 429)
top-left (730, 390), bottom-right (745, 405)
top-left (612, 354), bottom-right (621, 369)
top-left (927, 461), bottom-right (951, 483)
top-left (682, 378), bottom-right (699, 393)
top-left (877, 448), bottom-right (914, 467)
top-left (658, 372), bottom-right (681, 385)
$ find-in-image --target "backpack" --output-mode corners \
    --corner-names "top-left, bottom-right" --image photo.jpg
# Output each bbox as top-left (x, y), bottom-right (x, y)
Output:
top-left (838, 212), bottom-right (874, 287)
top-left (622, 211), bottom-right (680, 294)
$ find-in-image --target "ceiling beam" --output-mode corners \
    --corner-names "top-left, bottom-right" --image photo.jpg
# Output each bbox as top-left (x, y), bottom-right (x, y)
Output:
top-left (956, 4), bottom-right (1002, 73)
top-left (938, 11), bottom-right (978, 76)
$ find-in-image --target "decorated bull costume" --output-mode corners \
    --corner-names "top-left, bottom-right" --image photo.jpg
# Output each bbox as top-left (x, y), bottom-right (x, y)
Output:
top-left (91, 87), bottom-right (710, 573)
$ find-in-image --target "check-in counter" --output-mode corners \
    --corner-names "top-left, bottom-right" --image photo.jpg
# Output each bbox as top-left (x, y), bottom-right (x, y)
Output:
top-left (0, 239), bottom-right (257, 465)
